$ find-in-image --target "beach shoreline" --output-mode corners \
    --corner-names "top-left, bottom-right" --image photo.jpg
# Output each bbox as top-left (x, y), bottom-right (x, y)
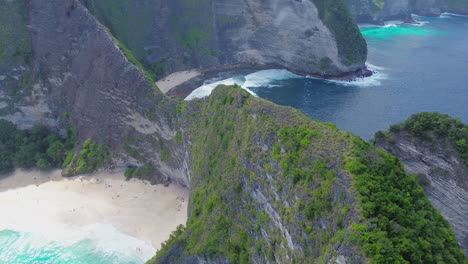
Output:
top-left (156, 70), bottom-right (201, 93)
top-left (0, 169), bottom-right (188, 261)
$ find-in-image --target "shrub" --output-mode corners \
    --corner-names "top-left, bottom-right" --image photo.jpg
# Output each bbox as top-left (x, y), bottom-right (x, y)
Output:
top-left (312, 0), bottom-right (367, 65)
top-left (65, 139), bottom-right (109, 175)
top-left (348, 138), bottom-right (465, 263)
top-left (0, 120), bottom-right (74, 174)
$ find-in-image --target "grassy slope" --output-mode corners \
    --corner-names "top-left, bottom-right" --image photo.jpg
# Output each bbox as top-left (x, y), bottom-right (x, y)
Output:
top-left (148, 86), bottom-right (465, 264)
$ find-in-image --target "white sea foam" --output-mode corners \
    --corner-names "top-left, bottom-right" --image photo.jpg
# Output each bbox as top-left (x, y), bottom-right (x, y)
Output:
top-left (0, 169), bottom-right (188, 263)
top-left (243, 69), bottom-right (301, 87)
top-left (359, 22), bottom-right (402, 29)
top-left (184, 77), bottom-right (247, 100)
top-left (324, 63), bottom-right (388, 87)
top-left (185, 69), bottom-right (302, 100)
top-left (185, 64), bottom-right (387, 100)
top-left (441, 12), bottom-right (468, 18)
top-left (0, 224), bottom-right (154, 262)
top-left (411, 14), bottom-right (430, 26)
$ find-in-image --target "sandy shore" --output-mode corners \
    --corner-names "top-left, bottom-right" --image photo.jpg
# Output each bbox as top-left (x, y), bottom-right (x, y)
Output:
top-left (0, 169), bottom-right (188, 259)
top-left (156, 70), bottom-right (201, 93)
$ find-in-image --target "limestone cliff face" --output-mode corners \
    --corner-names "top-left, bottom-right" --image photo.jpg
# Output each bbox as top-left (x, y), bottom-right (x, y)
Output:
top-left (345, 0), bottom-right (412, 24)
top-left (0, 0), bottom-right (370, 184)
top-left (0, 0), bottom-right (191, 186)
top-left (346, 0), bottom-right (468, 24)
top-left (375, 125), bottom-right (468, 255)
top-left (81, 0), bottom-right (367, 79)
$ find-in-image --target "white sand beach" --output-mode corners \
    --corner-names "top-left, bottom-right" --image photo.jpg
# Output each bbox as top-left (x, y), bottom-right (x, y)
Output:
top-left (156, 70), bottom-right (201, 93)
top-left (0, 169), bottom-right (188, 260)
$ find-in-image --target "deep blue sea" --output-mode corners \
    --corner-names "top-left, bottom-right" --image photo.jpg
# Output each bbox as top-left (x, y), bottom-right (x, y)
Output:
top-left (188, 13), bottom-right (468, 140)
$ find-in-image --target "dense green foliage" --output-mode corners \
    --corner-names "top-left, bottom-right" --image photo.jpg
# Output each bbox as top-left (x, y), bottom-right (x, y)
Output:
top-left (64, 139), bottom-right (109, 175)
top-left (149, 87), bottom-right (466, 264)
top-left (151, 86), bottom-right (356, 263)
top-left (376, 112), bottom-right (468, 166)
top-left (0, 120), bottom-right (75, 174)
top-left (313, 0), bottom-right (367, 65)
top-left (348, 138), bottom-right (466, 264)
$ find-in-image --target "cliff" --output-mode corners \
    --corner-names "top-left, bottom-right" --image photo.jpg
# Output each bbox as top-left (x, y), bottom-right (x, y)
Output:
top-left (148, 87), bottom-right (465, 263)
top-left (0, 0), bottom-right (190, 185)
top-left (1, 1), bottom-right (466, 263)
top-left (80, 0), bottom-right (367, 79)
top-left (345, 0), bottom-right (468, 24)
top-left (374, 112), bottom-right (468, 256)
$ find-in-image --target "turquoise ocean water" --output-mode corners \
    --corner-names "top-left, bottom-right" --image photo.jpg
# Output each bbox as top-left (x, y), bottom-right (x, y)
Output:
top-left (0, 224), bottom-right (151, 264)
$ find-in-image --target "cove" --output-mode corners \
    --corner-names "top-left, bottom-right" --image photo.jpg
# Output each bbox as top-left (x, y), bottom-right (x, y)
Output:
top-left (187, 14), bottom-right (468, 140)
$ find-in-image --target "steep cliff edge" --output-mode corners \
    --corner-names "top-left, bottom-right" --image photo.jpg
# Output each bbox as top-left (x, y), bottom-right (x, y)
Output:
top-left (1, 1), bottom-right (467, 263)
top-left (80, 0), bottom-right (367, 79)
top-left (0, 0), bottom-right (190, 185)
top-left (346, 0), bottom-right (468, 24)
top-left (147, 88), bottom-right (465, 264)
top-left (374, 112), bottom-right (468, 255)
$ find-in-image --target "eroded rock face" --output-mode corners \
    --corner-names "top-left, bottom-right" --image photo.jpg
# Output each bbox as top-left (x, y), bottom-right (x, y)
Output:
top-left (81, 0), bottom-right (367, 78)
top-left (0, 0), bottom-right (370, 185)
top-left (346, 0), bottom-right (468, 24)
top-left (0, 0), bottom-right (191, 186)
top-left (376, 132), bottom-right (468, 254)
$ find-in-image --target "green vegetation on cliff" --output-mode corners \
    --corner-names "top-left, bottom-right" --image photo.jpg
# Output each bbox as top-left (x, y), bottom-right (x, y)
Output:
top-left (64, 139), bottom-right (109, 176)
top-left (0, 120), bottom-right (75, 174)
top-left (375, 112), bottom-right (468, 166)
top-left (348, 138), bottom-right (465, 263)
top-left (151, 86), bottom-right (361, 263)
top-left (148, 86), bottom-right (465, 264)
top-left (313, 0), bottom-right (368, 65)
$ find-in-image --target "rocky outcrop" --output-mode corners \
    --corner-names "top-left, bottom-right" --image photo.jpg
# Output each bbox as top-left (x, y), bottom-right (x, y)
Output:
top-left (81, 0), bottom-right (367, 79)
top-left (0, 0), bottom-right (191, 186)
top-left (0, 0), bottom-right (371, 185)
top-left (1, 1), bottom-right (466, 263)
top-left (346, 0), bottom-right (468, 24)
top-left (148, 88), bottom-right (465, 264)
top-left (375, 116), bottom-right (468, 255)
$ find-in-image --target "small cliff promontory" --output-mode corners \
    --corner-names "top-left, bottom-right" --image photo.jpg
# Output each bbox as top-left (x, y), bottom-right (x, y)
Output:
top-left (375, 112), bottom-right (468, 255)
